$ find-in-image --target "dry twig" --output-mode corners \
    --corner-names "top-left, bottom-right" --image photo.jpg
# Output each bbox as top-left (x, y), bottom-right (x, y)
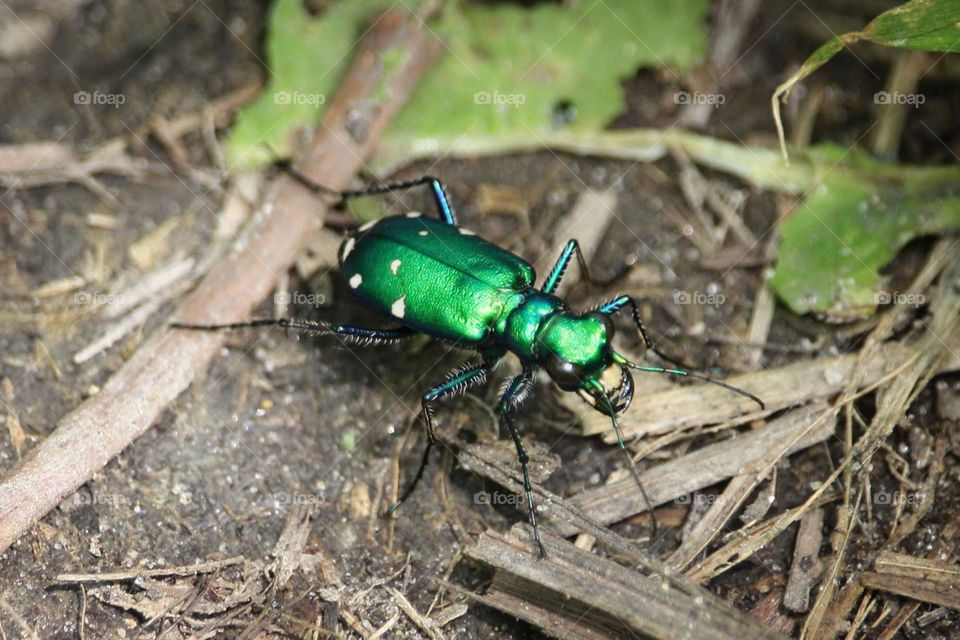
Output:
top-left (463, 525), bottom-right (784, 640)
top-left (553, 401), bottom-right (836, 537)
top-left (783, 508), bottom-right (825, 612)
top-left (0, 8), bottom-right (443, 556)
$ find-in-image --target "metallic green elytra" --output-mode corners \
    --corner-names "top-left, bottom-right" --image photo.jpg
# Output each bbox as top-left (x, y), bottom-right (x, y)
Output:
top-left (339, 213), bottom-right (633, 413)
top-left (340, 214), bottom-right (534, 344)
top-left (172, 170), bottom-right (765, 557)
top-left (340, 215), bottom-right (627, 405)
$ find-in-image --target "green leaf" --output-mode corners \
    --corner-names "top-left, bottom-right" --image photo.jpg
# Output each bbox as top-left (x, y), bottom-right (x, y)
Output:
top-left (384, 0), bottom-right (707, 145)
top-left (772, 0), bottom-right (960, 159)
top-left (860, 0), bottom-right (960, 51)
top-left (227, 0), bottom-right (399, 169)
top-left (225, 0), bottom-right (708, 170)
top-left (770, 150), bottom-right (960, 320)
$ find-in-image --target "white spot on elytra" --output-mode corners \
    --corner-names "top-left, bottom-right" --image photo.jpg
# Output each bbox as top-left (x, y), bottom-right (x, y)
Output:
top-left (418, 230), bottom-right (429, 236)
top-left (405, 212), bottom-right (422, 218)
top-left (391, 295), bottom-right (406, 318)
top-left (390, 259), bottom-right (401, 275)
top-left (341, 237), bottom-right (356, 260)
top-left (459, 228), bottom-right (476, 236)
top-left (349, 273), bottom-right (363, 288)
top-left (359, 220), bottom-right (377, 231)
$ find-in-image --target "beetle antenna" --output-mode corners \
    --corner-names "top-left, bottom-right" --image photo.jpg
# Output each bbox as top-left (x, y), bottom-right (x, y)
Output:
top-left (615, 354), bottom-right (765, 410)
top-left (589, 382), bottom-right (659, 535)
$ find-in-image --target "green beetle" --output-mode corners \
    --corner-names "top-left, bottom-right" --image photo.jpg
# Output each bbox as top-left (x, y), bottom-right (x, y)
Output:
top-left (174, 171), bottom-right (763, 556)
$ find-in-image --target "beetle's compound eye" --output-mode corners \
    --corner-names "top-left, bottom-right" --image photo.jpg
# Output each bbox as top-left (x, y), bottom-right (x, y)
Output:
top-left (545, 355), bottom-right (584, 390)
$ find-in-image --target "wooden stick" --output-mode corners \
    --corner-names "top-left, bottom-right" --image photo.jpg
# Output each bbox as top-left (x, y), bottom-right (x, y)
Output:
top-left (0, 8), bottom-right (442, 556)
top-left (550, 401), bottom-right (836, 537)
top-left (464, 525), bottom-right (785, 640)
top-left (861, 551), bottom-right (960, 611)
top-left (783, 508), bottom-right (825, 612)
top-left (579, 343), bottom-right (960, 440)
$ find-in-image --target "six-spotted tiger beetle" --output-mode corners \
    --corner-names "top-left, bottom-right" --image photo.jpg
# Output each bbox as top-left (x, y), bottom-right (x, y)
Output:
top-left (173, 165), bottom-right (764, 556)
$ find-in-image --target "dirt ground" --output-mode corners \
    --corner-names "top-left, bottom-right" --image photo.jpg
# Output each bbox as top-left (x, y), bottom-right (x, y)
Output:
top-left (1, 1), bottom-right (959, 638)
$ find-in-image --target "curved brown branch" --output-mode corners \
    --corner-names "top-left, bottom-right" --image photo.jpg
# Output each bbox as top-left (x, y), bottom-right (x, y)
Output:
top-left (0, 8), bottom-right (442, 556)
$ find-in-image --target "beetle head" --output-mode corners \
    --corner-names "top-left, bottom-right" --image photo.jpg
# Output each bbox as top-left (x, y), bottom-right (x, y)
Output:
top-left (538, 312), bottom-right (635, 415)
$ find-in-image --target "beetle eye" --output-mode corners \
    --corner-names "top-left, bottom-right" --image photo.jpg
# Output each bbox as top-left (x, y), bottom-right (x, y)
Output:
top-left (546, 356), bottom-right (583, 390)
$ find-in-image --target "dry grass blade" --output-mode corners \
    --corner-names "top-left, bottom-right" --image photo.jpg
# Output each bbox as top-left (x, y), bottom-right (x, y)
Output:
top-left (386, 587), bottom-right (446, 640)
top-left (73, 279), bottom-right (193, 364)
top-left (687, 492), bottom-right (837, 583)
top-left (55, 557), bottom-right (245, 584)
top-left (667, 471), bottom-right (766, 571)
top-left (802, 252), bottom-right (960, 638)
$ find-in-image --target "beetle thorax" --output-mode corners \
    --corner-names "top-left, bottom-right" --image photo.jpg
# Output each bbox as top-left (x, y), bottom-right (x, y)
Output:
top-left (501, 293), bottom-right (564, 361)
top-left (500, 293), bottom-right (615, 390)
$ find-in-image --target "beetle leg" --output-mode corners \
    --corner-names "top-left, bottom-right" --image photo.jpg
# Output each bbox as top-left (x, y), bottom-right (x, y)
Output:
top-left (337, 176), bottom-right (456, 225)
top-left (594, 294), bottom-right (654, 350)
top-left (542, 239), bottom-right (629, 295)
top-left (341, 176), bottom-right (456, 225)
top-left (597, 294), bottom-right (745, 377)
top-left (389, 361), bottom-right (492, 512)
top-left (588, 381), bottom-right (660, 535)
top-left (171, 318), bottom-right (418, 346)
top-left (496, 367), bottom-right (546, 557)
top-left (275, 161), bottom-right (458, 225)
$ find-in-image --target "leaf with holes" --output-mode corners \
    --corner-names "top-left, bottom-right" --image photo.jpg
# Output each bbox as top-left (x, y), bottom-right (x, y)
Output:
top-left (226, 0), bottom-right (709, 169)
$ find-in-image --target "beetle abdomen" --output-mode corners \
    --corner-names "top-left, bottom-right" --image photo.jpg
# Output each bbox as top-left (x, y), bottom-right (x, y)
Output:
top-left (340, 215), bottom-right (536, 344)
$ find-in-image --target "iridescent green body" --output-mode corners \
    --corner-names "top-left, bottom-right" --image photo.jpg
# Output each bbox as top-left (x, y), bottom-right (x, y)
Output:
top-left (174, 170), bottom-right (763, 558)
top-left (339, 213), bottom-right (616, 385)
